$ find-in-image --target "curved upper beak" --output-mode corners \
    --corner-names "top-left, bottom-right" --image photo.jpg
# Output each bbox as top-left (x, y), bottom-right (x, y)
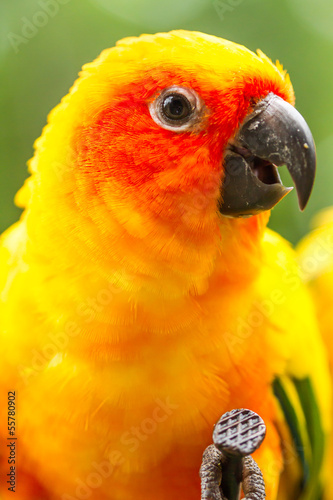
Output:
top-left (219, 92), bottom-right (316, 217)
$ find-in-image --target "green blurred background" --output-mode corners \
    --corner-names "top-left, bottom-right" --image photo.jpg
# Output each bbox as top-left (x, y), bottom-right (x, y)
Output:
top-left (1, 0), bottom-right (333, 243)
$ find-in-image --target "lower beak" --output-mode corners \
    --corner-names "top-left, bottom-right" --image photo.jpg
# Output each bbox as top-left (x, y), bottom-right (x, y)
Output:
top-left (219, 92), bottom-right (316, 217)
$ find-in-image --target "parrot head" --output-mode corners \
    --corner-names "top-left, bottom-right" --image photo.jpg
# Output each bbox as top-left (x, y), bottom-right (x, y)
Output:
top-left (22, 31), bottom-right (316, 268)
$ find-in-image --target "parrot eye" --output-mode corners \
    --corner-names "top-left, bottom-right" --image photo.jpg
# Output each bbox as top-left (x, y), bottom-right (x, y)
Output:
top-left (149, 86), bottom-right (203, 132)
top-left (162, 94), bottom-right (191, 121)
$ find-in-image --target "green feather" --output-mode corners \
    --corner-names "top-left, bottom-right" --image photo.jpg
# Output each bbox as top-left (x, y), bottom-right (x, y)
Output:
top-left (273, 376), bottom-right (325, 500)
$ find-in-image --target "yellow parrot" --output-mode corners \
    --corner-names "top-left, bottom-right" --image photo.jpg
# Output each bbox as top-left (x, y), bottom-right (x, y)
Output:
top-left (0, 30), bottom-right (330, 500)
top-left (297, 207), bottom-right (333, 500)
top-left (298, 207), bottom-right (333, 369)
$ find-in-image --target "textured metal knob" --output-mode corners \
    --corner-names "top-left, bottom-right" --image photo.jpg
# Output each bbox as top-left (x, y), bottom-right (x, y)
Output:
top-left (200, 408), bottom-right (267, 500)
top-left (213, 408), bottom-right (266, 456)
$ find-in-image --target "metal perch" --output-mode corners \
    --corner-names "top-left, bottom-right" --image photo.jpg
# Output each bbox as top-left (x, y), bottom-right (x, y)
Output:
top-left (200, 408), bottom-right (266, 500)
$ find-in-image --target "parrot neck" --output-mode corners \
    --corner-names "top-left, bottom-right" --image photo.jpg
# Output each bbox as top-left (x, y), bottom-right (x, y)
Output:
top-left (21, 196), bottom-right (269, 360)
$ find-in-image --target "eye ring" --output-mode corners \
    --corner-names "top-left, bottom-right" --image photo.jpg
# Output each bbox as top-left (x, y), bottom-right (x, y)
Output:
top-left (149, 86), bottom-right (204, 132)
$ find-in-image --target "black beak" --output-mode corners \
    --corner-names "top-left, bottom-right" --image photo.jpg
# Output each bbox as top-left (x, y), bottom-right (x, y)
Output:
top-left (219, 92), bottom-right (316, 217)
